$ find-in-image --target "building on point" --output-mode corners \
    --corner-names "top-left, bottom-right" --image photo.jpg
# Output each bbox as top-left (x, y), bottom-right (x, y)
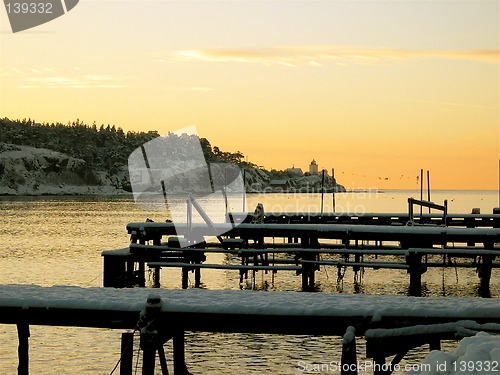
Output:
top-left (309, 159), bottom-right (319, 175)
top-left (286, 166), bottom-right (303, 176)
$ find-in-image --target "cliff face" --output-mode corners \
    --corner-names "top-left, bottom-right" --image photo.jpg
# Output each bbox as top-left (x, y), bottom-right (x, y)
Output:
top-left (0, 143), bottom-right (127, 195)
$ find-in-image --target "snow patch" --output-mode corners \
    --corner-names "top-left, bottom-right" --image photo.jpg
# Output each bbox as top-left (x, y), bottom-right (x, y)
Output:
top-left (407, 332), bottom-right (500, 374)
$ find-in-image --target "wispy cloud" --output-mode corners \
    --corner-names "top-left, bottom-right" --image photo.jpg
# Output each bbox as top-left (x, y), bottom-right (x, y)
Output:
top-left (18, 74), bottom-right (134, 89)
top-left (168, 45), bottom-right (500, 66)
top-left (165, 86), bottom-right (214, 92)
top-left (1, 67), bottom-right (54, 76)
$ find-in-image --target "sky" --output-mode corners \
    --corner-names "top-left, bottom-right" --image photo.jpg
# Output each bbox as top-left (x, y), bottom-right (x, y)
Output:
top-left (0, 0), bottom-right (499, 190)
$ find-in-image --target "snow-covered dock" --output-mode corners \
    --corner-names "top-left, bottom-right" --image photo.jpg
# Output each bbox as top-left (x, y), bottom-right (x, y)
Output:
top-left (102, 221), bottom-right (500, 293)
top-left (1, 285), bottom-right (499, 330)
top-left (126, 222), bottom-right (500, 245)
top-left (1, 285), bottom-right (499, 374)
top-left (229, 211), bottom-right (500, 228)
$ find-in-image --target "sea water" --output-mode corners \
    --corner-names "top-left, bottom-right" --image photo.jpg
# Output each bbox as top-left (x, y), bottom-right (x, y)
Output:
top-left (0, 190), bottom-right (498, 374)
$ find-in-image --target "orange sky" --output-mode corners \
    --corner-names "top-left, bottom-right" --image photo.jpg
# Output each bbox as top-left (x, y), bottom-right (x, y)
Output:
top-left (0, 1), bottom-right (498, 190)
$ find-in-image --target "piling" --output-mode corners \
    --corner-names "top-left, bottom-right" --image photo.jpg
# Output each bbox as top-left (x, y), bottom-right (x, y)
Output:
top-left (139, 295), bottom-right (164, 375)
top-left (427, 170), bottom-right (431, 213)
top-left (120, 332), bottom-right (134, 375)
top-left (173, 331), bottom-right (191, 375)
top-left (141, 345), bottom-right (156, 375)
top-left (478, 255), bottom-right (493, 295)
top-left (103, 256), bottom-right (127, 288)
top-left (420, 169), bottom-right (424, 219)
top-left (320, 170), bottom-right (325, 215)
top-left (332, 168), bottom-right (336, 213)
top-left (341, 326), bottom-right (357, 375)
top-left (407, 252), bottom-right (425, 296)
top-left (194, 267), bottom-right (201, 288)
top-left (17, 323), bottom-right (29, 375)
top-left (182, 268), bottom-right (189, 289)
top-left (153, 266), bottom-right (161, 288)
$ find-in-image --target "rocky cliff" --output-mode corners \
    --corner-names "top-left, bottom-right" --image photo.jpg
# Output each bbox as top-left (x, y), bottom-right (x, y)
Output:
top-left (0, 143), bottom-right (128, 195)
top-left (0, 143), bottom-right (344, 196)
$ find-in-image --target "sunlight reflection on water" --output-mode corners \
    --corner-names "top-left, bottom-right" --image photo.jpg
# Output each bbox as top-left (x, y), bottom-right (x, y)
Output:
top-left (0, 191), bottom-right (498, 374)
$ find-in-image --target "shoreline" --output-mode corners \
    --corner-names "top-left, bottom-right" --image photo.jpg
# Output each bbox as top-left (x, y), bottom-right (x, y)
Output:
top-left (0, 188), bottom-right (498, 197)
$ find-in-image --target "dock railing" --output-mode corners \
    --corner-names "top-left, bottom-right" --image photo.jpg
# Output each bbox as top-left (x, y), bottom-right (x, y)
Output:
top-left (408, 198), bottom-right (447, 226)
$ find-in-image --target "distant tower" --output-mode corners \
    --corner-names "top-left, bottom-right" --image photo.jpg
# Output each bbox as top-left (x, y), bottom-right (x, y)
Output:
top-left (309, 159), bottom-right (319, 174)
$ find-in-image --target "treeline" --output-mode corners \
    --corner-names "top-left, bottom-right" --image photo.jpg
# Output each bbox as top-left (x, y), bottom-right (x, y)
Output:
top-left (0, 118), bottom-right (257, 177)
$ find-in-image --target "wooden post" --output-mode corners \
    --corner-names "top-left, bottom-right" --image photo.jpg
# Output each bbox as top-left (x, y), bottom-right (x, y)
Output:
top-left (427, 170), bottom-right (431, 213)
top-left (153, 266), bottom-right (161, 288)
top-left (341, 326), bottom-right (357, 375)
top-left (103, 256), bottom-right (126, 288)
top-left (320, 169), bottom-right (325, 215)
top-left (138, 261), bottom-right (146, 287)
top-left (194, 267), bottom-right (201, 288)
top-left (301, 267), bottom-right (309, 291)
top-left (142, 346), bottom-right (156, 375)
top-left (419, 169), bottom-right (423, 219)
top-left (17, 323), bottom-right (30, 375)
top-left (173, 331), bottom-right (191, 375)
top-left (126, 260), bottom-right (135, 287)
top-left (407, 252), bottom-right (423, 296)
top-left (120, 332), bottom-right (134, 375)
top-left (243, 169), bottom-right (246, 212)
top-left (139, 295), bottom-right (163, 375)
top-left (182, 267), bottom-right (189, 289)
top-left (332, 168), bottom-right (336, 213)
top-left (479, 255), bottom-right (493, 296)
top-left (309, 267), bottom-right (315, 289)
top-left (157, 345), bottom-right (169, 375)
top-left (299, 242), bottom-right (316, 290)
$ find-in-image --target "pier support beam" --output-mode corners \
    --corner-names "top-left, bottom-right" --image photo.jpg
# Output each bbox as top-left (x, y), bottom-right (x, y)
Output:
top-left (103, 256), bottom-right (126, 288)
top-left (300, 258), bottom-right (317, 291)
top-left (141, 345), bottom-right (156, 375)
top-left (153, 266), bottom-right (161, 288)
top-left (120, 332), bottom-right (134, 375)
top-left (478, 255), bottom-right (493, 296)
top-left (406, 252), bottom-right (426, 296)
top-left (182, 267), bottom-right (189, 289)
top-left (17, 323), bottom-right (29, 375)
top-left (173, 331), bottom-right (191, 375)
top-left (194, 267), bottom-right (201, 288)
top-left (341, 326), bottom-right (357, 375)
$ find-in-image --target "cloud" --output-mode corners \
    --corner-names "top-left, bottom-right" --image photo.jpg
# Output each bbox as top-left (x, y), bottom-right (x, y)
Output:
top-left (165, 86), bottom-right (214, 92)
top-left (169, 45), bottom-right (500, 66)
top-left (18, 74), bottom-right (134, 89)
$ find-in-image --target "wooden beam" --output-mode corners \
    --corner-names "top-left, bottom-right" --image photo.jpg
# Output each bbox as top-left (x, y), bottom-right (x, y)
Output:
top-left (17, 323), bottom-right (29, 375)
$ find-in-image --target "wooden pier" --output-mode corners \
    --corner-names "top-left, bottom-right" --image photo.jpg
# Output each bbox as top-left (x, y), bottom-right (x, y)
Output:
top-left (102, 217), bottom-right (500, 294)
top-left (1, 285), bottom-right (499, 375)
top-left (229, 211), bottom-right (500, 227)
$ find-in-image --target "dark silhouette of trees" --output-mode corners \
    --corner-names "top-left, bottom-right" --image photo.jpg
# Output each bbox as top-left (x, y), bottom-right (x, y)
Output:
top-left (0, 118), bottom-right (159, 177)
top-left (0, 118), bottom-right (257, 177)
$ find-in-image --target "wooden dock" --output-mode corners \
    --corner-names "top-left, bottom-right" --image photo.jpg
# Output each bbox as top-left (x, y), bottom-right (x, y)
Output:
top-left (229, 211), bottom-right (500, 227)
top-left (102, 219), bottom-right (500, 294)
top-left (1, 285), bottom-right (499, 375)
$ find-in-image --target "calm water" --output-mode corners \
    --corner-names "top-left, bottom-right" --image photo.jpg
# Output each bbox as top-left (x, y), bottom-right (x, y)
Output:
top-left (0, 190), bottom-right (498, 374)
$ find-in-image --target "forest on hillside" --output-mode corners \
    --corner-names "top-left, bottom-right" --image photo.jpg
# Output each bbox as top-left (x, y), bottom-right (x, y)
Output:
top-left (0, 118), bottom-right (259, 177)
top-left (0, 118), bottom-right (342, 195)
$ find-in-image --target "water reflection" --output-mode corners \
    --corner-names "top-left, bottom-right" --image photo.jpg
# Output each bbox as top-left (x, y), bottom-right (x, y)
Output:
top-left (0, 193), bottom-right (498, 373)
